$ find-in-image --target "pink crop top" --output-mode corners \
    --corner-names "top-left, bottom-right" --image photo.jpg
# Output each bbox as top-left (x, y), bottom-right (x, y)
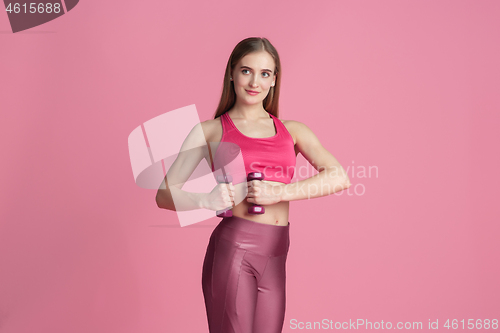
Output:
top-left (211, 112), bottom-right (296, 184)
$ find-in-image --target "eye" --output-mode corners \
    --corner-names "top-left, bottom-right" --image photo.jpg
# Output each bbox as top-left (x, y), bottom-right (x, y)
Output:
top-left (242, 69), bottom-right (250, 74)
top-left (262, 72), bottom-right (270, 78)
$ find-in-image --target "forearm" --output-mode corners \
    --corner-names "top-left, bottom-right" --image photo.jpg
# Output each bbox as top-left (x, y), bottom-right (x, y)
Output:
top-left (279, 168), bottom-right (351, 202)
top-left (156, 186), bottom-right (207, 211)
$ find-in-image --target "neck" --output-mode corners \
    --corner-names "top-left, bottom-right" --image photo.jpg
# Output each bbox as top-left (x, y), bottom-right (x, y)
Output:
top-left (229, 101), bottom-right (270, 120)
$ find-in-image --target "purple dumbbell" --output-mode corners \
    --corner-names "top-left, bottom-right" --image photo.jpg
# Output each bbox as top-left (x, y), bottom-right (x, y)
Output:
top-left (247, 172), bottom-right (265, 214)
top-left (216, 174), bottom-right (233, 218)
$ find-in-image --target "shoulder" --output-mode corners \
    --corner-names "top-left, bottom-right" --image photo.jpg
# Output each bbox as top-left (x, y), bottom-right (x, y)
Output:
top-left (200, 118), bottom-right (217, 130)
top-left (280, 119), bottom-right (323, 151)
top-left (279, 119), bottom-right (303, 127)
top-left (279, 119), bottom-right (312, 144)
top-left (199, 117), bottom-right (223, 142)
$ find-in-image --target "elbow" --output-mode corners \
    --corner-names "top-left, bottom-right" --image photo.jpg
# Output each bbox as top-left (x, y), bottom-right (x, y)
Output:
top-left (155, 192), bottom-right (162, 209)
top-left (343, 177), bottom-right (352, 189)
top-left (156, 190), bottom-right (175, 211)
top-left (155, 191), bottom-right (167, 210)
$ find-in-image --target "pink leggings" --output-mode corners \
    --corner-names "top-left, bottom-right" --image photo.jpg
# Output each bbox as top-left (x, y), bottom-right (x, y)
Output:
top-left (202, 216), bottom-right (291, 333)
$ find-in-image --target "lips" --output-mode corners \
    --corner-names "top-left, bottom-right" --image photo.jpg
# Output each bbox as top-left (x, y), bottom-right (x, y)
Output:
top-left (246, 90), bottom-right (259, 95)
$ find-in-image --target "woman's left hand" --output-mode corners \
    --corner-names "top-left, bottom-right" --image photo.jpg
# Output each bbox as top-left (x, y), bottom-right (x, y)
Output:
top-left (246, 180), bottom-right (283, 205)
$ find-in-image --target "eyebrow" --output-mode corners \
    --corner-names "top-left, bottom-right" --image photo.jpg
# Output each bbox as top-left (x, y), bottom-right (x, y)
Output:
top-left (240, 66), bottom-right (273, 73)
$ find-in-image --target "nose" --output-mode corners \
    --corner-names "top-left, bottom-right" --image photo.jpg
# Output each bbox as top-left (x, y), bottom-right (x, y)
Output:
top-left (249, 74), bottom-right (259, 88)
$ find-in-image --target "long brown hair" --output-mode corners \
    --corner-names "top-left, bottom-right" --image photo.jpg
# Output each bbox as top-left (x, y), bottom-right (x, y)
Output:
top-left (213, 37), bottom-right (282, 119)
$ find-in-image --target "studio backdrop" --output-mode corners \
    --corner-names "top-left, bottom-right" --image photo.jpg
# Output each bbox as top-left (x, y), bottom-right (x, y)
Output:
top-left (1, 0), bottom-right (499, 332)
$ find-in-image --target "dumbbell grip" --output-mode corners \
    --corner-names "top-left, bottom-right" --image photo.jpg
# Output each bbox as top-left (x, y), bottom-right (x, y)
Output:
top-left (247, 172), bottom-right (265, 215)
top-left (216, 174), bottom-right (233, 218)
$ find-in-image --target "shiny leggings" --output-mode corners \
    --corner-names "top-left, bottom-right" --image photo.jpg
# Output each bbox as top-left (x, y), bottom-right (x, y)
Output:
top-left (202, 216), bottom-right (291, 333)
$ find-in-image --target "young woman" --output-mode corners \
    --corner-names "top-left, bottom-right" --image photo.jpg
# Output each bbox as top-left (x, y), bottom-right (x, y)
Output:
top-left (156, 37), bottom-right (351, 333)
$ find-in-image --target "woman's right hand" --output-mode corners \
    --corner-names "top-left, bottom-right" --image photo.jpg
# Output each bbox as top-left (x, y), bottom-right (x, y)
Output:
top-left (201, 182), bottom-right (236, 211)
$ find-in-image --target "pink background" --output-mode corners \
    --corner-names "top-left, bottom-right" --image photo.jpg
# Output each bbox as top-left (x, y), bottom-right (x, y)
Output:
top-left (1, 0), bottom-right (499, 332)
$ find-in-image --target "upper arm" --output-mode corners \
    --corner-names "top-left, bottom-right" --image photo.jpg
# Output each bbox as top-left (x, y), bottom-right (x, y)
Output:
top-left (291, 121), bottom-right (350, 181)
top-left (161, 122), bottom-right (209, 190)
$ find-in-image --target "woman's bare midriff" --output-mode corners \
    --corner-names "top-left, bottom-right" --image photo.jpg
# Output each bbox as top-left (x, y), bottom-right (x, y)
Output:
top-left (231, 179), bottom-right (290, 226)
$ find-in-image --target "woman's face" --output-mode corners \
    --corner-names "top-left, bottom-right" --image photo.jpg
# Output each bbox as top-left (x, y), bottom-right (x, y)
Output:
top-left (231, 51), bottom-right (276, 106)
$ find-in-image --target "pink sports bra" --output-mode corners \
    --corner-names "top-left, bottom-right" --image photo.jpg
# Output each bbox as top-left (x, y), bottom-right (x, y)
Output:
top-left (211, 112), bottom-right (296, 184)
